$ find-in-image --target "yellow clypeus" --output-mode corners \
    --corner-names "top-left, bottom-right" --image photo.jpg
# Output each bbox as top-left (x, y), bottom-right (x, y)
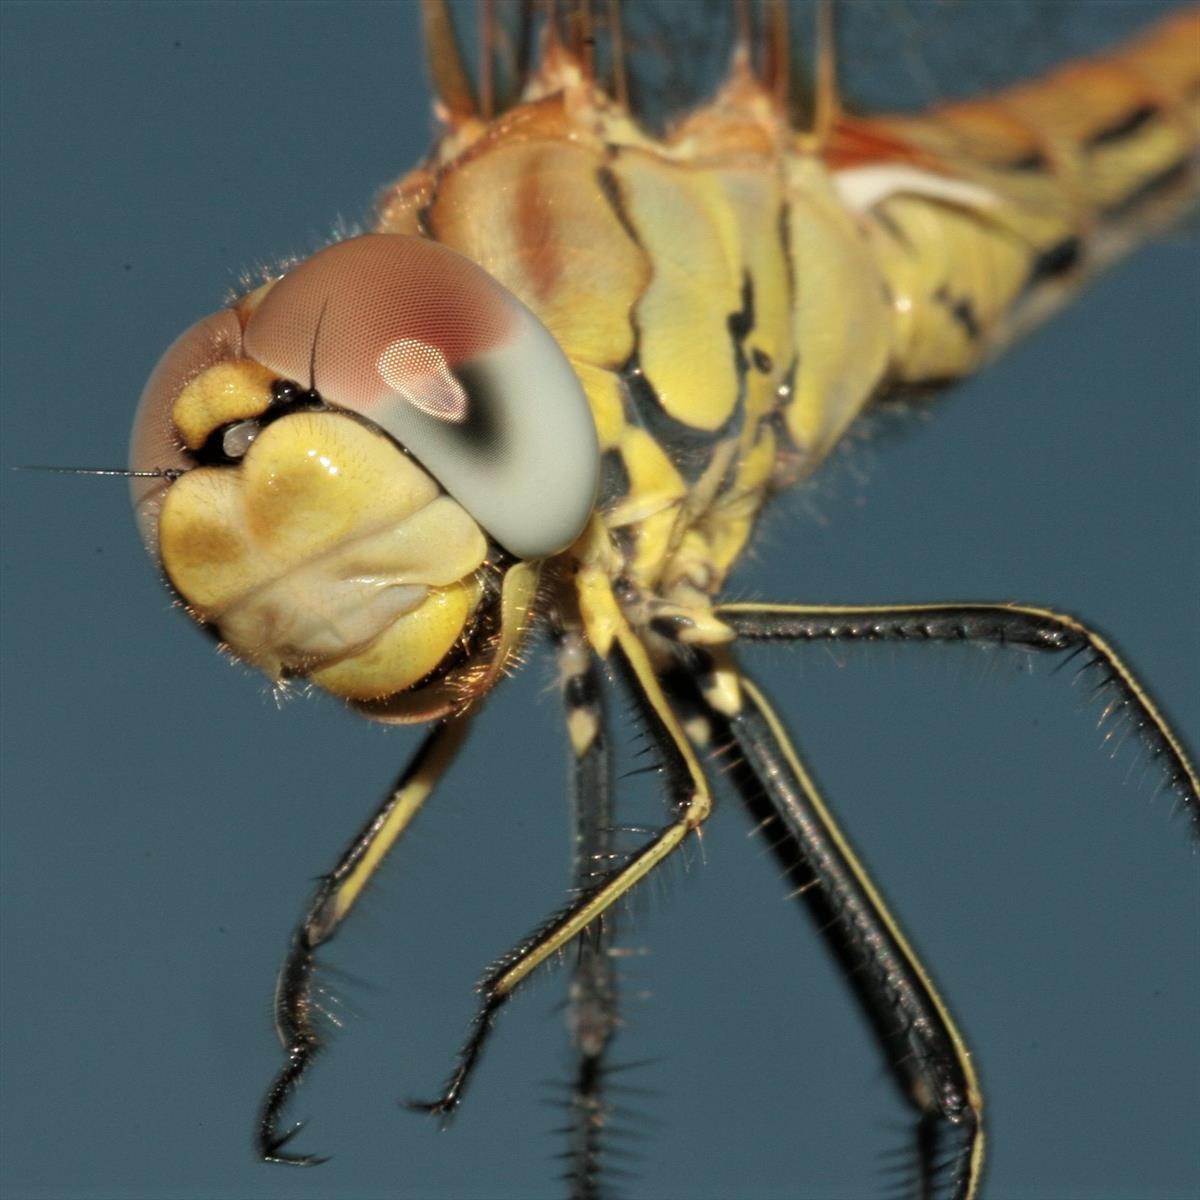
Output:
top-left (158, 409), bottom-right (488, 691)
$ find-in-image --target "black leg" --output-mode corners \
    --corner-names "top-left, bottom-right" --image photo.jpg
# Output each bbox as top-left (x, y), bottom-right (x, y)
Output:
top-left (701, 665), bottom-right (985, 1200)
top-left (258, 718), bottom-right (471, 1164)
top-left (407, 594), bottom-right (714, 1122)
top-left (714, 601), bottom-right (1198, 828)
top-left (558, 629), bottom-right (621, 1200)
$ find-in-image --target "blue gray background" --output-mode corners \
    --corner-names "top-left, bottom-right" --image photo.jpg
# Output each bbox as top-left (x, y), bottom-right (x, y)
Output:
top-left (2, 3), bottom-right (1197, 1199)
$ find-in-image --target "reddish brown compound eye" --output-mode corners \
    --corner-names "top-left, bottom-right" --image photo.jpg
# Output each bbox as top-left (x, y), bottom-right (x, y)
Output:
top-left (243, 234), bottom-right (600, 560)
top-left (128, 308), bottom-right (245, 554)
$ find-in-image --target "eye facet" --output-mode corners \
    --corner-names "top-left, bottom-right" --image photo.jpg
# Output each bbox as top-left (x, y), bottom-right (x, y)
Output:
top-left (241, 234), bottom-right (600, 560)
top-left (128, 308), bottom-right (245, 553)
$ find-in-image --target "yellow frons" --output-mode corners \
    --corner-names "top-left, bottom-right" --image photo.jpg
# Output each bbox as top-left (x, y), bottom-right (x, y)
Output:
top-left (157, 466), bottom-right (256, 611)
top-left (172, 359), bottom-right (277, 450)
top-left (237, 412), bottom-right (442, 562)
top-left (159, 411), bottom-right (488, 691)
top-left (160, 412), bottom-right (447, 610)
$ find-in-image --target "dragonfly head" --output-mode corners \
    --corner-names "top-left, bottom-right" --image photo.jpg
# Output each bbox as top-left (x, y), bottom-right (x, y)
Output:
top-left (130, 234), bottom-right (598, 717)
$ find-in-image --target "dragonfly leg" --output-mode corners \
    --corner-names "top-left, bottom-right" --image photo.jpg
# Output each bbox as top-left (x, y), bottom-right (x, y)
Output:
top-left (606, 0), bottom-right (629, 110)
top-left (257, 717), bottom-right (471, 1165)
top-left (408, 610), bottom-right (713, 1119)
top-left (703, 666), bottom-right (985, 1200)
top-left (712, 600), bottom-right (1199, 826)
top-left (557, 628), bottom-right (622, 1200)
top-left (420, 0), bottom-right (478, 124)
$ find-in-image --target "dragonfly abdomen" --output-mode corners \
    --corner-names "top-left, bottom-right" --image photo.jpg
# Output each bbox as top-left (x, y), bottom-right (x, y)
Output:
top-left (833, 8), bottom-right (1200, 384)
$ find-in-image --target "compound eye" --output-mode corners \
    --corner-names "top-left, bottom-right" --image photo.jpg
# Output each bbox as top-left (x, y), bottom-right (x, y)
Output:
top-left (242, 234), bottom-right (599, 560)
top-left (129, 308), bottom-right (244, 554)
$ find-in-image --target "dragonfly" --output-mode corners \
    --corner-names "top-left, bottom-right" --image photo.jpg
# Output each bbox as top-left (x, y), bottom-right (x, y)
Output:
top-left (0, 2), bottom-right (1195, 1200)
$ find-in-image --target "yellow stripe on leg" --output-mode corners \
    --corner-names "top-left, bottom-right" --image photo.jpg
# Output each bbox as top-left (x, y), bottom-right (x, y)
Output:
top-left (495, 576), bottom-right (713, 996)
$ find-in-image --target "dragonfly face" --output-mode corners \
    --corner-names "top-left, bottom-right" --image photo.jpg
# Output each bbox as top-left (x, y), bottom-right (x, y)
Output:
top-left (130, 233), bottom-right (599, 712)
